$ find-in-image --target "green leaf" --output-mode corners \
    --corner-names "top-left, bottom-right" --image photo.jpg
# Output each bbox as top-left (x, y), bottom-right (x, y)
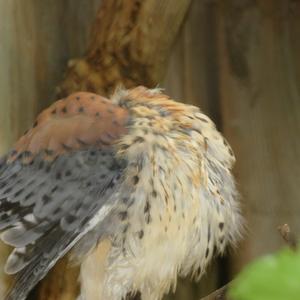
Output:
top-left (229, 247), bottom-right (300, 300)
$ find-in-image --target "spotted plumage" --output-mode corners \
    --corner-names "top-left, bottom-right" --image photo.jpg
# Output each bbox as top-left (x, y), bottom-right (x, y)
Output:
top-left (0, 87), bottom-right (242, 300)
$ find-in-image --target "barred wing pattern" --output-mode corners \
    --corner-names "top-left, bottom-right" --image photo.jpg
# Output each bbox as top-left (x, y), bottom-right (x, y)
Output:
top-left (0, 92), bottom-right (129, 300)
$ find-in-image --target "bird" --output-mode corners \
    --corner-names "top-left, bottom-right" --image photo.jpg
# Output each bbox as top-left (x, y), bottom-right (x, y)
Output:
top-left (0, 86), bottom-right (242, 300)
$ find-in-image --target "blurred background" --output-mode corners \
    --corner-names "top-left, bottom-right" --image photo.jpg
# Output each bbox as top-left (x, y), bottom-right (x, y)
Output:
top-left (0, 0), bottom-right (299, 299)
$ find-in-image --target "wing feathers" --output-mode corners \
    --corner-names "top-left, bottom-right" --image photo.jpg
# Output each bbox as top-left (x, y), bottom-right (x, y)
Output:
top-left (9, 92), bottom-right (128, 162)
top-left (0, 92), bottom-right (130, 300)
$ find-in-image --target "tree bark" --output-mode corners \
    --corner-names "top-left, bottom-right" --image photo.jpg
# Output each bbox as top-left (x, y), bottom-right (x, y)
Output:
top-left (57, 0), bottom-right (192, 98)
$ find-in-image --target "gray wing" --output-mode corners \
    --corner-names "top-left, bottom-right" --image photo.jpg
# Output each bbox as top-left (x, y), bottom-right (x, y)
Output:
top-left (0, 148), bottom-right (125, 300)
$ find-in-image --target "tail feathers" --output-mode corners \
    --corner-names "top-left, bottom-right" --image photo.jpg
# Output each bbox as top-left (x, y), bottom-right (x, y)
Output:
top-left (4, 230), bottom-right (76, 300)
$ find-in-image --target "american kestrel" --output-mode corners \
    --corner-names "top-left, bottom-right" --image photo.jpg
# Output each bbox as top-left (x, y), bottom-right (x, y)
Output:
top-left (0, 87), bottom-right (242, 300)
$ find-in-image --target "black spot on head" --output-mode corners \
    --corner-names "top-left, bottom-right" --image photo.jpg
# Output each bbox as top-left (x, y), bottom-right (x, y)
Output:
top-left (78, 106), bottom-right (84, 113)
top-left (132, 175), bottom-right (139, 185)
top-left (76, 96), bottom-right (80, 100)
top-left (119, 211), bottom-right (128, 221)
top-left (62, 106), bottom-right (67, 113)
top-left (138, 230), bottom-right (144, 239)
top-left (95, 112), bottom-right (101, 117)
top-left (219, 222), bottom-right (224, 231)
top-left (220, 237), bottom-right (224, 244)
top-left (152, 190), bottom-right (157, 198)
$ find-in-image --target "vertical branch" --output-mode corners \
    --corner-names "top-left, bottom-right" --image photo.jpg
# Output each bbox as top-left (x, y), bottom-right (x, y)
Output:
top-left (57, 0), bottom-right (192, 98)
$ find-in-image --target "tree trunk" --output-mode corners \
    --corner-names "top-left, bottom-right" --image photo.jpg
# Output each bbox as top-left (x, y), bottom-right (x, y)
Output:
top-left (57, 0), bottom-right (192, 98)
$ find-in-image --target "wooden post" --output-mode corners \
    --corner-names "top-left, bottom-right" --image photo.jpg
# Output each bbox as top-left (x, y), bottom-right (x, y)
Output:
top-left (216, 0), bottom-right (300, 274)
